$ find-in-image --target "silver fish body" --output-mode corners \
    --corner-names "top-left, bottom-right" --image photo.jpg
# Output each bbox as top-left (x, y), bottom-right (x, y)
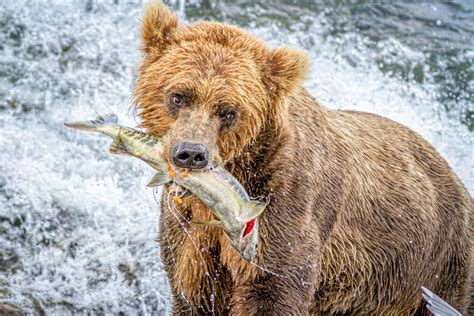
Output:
top-left (65, 114), bottom-right (166, 171)
top-left (149, 167), bottom-right (267, 262)
top-left (66, 114), bottom-right (267, 261)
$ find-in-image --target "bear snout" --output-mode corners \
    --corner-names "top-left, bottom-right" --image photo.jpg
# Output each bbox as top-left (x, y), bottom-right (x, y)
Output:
top-left (171, 141), bottom-right (210, 169)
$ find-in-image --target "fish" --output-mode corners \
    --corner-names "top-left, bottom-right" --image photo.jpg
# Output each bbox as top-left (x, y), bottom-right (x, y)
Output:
top-left (65, 114), bottom-right (267, 261)
top-left (64, 114), bottom-right (167, 171)
top-left (421, 286), bottom-right (461, 316)
top-left (148, 165), bottom-right (267, 262)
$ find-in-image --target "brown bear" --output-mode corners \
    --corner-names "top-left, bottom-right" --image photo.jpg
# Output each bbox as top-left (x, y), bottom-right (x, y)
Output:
top-left (133, 1), bottom-right (473, 315)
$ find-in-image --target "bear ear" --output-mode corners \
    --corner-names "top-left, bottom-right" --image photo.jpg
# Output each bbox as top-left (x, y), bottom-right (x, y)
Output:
top-left (262, 47), bottom-right (310, 98)
top-left (141, 0), bottom-right (179, 55)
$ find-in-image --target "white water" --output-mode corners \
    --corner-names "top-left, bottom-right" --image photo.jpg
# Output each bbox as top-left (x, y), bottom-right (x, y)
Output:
top-left (0, 1), bottom-right (471, 313)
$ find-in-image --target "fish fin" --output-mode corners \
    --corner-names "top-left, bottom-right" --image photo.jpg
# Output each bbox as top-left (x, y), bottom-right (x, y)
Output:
top-left (240, 201), bottom-right (268, 222)
top-left (421, 286), bottom-right (461, 316)
top-left (109, 138), bottom-right (131, 156)
top-left (147, 171), bottom-right (170, 187)
top-left (64, 113), bottom-right (118, 131)
top-left (192, 220), bottom-right (222, 227)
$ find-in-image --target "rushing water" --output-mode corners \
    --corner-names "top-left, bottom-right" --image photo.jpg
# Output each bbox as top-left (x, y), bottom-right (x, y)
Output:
top-left (0, 0), bottom-right (472, 313)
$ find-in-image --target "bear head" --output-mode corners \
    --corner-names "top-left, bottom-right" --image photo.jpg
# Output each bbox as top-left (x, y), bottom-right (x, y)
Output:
top-left (134, 0), bottom-right (309, 169)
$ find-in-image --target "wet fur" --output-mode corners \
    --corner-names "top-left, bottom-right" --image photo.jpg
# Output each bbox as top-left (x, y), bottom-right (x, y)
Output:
top-left (135, 1), bottom-right (473, 314)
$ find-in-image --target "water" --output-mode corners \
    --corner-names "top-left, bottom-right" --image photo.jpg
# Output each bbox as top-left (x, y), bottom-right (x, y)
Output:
top-left (0, 0), bottom-right (472, 313)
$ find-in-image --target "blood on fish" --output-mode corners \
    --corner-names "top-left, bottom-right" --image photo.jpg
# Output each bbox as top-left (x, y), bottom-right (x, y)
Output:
top-left (243, 219), bottom-right (255, 237)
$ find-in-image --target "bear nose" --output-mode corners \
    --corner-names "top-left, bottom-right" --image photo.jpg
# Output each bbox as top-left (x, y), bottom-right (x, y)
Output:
top-left (172, 142), bottom-right (210, 169)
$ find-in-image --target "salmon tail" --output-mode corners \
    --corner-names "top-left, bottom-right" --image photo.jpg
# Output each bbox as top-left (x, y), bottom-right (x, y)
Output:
top-left (240, 201), bottom-right (268, 223)
top-left (64, 113), bottom-right (118, 132)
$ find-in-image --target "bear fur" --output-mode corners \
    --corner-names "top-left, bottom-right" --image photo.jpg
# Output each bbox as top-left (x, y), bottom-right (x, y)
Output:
top-left (133, 1), bottom-right (473, 314)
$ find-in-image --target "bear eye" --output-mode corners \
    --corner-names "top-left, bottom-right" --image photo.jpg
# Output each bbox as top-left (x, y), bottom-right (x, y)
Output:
top-left (219, 110), bottom-right (236, 121)
top-left (171, 93), bottom-right (186, 107)
top-left (217, 106), bottom-right (238, 131)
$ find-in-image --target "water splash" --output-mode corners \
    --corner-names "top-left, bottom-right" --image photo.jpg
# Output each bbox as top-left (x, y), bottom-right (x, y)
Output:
top-left (179, 0), bottom-right (186, 20)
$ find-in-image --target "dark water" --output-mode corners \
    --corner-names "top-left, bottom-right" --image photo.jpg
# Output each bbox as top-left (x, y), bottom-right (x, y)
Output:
top-left (184, 0), bottom-right (473, 130)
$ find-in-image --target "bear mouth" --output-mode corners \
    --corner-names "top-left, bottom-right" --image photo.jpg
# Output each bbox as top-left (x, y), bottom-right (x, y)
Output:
top-left (168, 184), bottom-right (191, 198)
top-left (179, 187), bottom-right (191, 198)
